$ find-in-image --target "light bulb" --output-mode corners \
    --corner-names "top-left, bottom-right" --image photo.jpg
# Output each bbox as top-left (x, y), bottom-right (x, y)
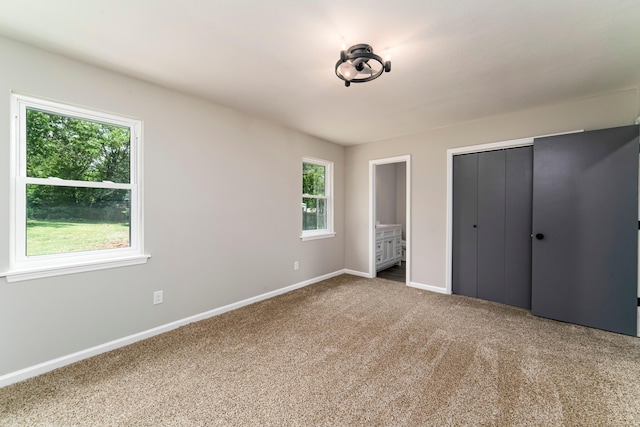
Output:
top-left (338, 61), bottom-right (357, 81)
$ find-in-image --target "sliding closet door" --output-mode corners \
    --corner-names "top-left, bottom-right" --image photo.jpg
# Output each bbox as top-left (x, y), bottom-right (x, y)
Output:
top-left (532, 126), bottom-right (639, 336)
top-left (452, 154), bottom-right (478, 298)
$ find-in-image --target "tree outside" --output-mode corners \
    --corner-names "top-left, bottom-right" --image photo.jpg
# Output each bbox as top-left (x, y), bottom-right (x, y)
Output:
top-left (25, 109), bottom-right (131, 255)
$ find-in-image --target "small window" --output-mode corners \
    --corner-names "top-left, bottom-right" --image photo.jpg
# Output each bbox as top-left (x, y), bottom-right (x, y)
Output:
top-left (5, 94), bottom-right (148, 282)
top-left (301, 158), bottom-right (334, 240)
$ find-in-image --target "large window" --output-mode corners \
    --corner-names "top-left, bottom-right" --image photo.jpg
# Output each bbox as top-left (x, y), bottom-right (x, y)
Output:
top-left (301, 157), bottom-right (334, 240)
top-left (5, 94), bottom-right (148, 282)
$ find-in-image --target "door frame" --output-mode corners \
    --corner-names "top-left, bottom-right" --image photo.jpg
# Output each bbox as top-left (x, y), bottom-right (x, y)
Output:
top-left (369, 155), bottom-right (411, 284)
top-left (445, 132), bottom-right (581, 294)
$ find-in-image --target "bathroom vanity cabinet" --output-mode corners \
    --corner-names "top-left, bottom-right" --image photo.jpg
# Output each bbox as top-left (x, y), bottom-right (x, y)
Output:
top-left (375, 224), bottom-right (402, 271)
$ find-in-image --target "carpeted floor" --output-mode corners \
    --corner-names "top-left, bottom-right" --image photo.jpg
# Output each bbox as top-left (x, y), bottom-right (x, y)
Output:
top-left (2, 274), bottom-right (640, 426)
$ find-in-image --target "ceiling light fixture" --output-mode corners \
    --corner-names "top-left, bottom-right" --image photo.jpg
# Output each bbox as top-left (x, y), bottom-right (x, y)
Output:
top-left (335, 44), bottom-right (391, 87)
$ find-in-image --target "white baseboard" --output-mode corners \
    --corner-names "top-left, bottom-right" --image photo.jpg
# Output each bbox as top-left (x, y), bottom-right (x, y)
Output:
top-left (408, 281), bottom-right (450, 294)
top-left (0, 269), bottom-right (346, 388)
top-left (344, 269), bottom-right (373, 278)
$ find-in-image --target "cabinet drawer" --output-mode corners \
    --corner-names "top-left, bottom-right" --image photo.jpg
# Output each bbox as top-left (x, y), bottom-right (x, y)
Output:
top-left (377, 226), bottom-right (401, 238)
top-left (380, 229), bottom-right (396, 238)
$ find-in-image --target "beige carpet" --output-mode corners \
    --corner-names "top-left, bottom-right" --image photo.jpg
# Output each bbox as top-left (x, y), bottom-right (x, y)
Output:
top-left (2, 274), bottom-right (640, 426)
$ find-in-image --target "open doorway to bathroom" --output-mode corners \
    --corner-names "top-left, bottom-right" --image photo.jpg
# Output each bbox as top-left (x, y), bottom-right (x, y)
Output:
top-left (370, 155), bottom-right (411, 284)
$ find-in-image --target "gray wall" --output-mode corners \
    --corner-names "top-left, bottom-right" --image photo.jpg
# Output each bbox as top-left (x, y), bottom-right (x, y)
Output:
top-left (345, 89), bottom-right (640, 287)
top-left (375, 163), bottom-right (398, 225)
top-left (374, 162), bottom-right (407, 240)
top-left (0, 37), bottom-right (345, 375)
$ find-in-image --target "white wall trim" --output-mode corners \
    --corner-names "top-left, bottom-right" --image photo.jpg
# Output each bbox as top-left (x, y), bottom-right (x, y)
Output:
top-left (445, 131), bottom-right (583, 295)
top-left (300, 232), bottom-right (336, 241)
top-left (1, 254), bottom-right (151, 282)
top-left (344, 269), bottom-right (373, 278)
top-left (447, 137), bottom-right (535, 157)
top-left (0, 269), bottom-right (346, 388)
top-left (408, 281), bottom-right (448, 294)
top-left (369, 155), bottom-right (412, 284)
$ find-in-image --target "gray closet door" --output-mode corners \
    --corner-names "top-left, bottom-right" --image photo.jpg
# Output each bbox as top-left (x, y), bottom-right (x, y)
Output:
top-left (477, 150), bottom-right (506, 303)
top-left (531, 126), bottom-right (639, 336)
top-left (452, 153), bottom-right (478, 298)
top-left (452, 147), bottom-right (532, 307)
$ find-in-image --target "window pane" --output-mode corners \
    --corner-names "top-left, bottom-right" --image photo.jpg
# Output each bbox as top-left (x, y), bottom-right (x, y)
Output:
top-left (26, 109), bottom-right (131, 183)
top-left (303, 163), bottom-right (325, 196)
top-left (302, 197), bottom-right (327, 231)
top-left (26, 185), bottom-right (131, 256)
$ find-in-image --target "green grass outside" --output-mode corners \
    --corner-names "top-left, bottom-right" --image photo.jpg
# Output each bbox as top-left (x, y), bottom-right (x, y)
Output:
top-left (26, 219), bottom-right (130, 256)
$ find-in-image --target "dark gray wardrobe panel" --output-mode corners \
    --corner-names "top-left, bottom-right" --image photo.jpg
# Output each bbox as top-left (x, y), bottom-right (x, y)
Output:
top-left (452, 154), bottom-right (478, 298)
top-left (532, 126), bottom-right (638, 336)
top-left (477, 150), bottom-right (506, 303)
top-left (505, 147), bottom-right (533, 308)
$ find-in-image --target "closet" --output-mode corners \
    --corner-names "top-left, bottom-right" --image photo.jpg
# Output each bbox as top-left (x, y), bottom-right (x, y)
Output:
top-left (451, 125), bottom-right (639, 336)
top-left (452, 146), bottom-right (532, 309)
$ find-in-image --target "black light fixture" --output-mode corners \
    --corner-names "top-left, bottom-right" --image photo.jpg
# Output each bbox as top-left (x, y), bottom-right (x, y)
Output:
top-left (335, 44), bottom-right (391, 87)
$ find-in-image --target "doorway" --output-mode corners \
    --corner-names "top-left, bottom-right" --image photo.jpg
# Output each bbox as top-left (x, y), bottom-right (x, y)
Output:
top-left (370, 155), bottom-right (411, 284)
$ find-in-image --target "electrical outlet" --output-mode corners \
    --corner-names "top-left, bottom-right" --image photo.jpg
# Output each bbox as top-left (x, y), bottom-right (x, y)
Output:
top-left (294, 261), bottom-right (299, 270)
top-left (153, 290), bottom-right (163, 305)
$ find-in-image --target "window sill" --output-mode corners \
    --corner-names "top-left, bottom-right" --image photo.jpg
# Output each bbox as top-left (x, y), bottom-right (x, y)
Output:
top-left (1, 254), bottom-right (151, 283)
top-left (300, 232), bottom-right (336, 241)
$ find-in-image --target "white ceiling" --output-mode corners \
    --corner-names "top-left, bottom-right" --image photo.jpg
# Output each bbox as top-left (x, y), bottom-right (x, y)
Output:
top-left (1, 0), bottom-right (639, 145)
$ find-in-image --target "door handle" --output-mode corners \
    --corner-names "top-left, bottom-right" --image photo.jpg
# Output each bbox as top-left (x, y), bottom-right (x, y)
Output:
top-left (535, 233), bottom-right (544, 240)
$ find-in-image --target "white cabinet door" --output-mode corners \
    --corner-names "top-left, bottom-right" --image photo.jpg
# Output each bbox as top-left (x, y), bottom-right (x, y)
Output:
top-left (375, 225), bottom-right (402, 271)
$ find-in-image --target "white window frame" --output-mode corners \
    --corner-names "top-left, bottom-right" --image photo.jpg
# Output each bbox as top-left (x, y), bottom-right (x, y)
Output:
top-left (301, 157), bottom-right (335, 241)
top-left (2, 93), bottom-right (149, 282)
